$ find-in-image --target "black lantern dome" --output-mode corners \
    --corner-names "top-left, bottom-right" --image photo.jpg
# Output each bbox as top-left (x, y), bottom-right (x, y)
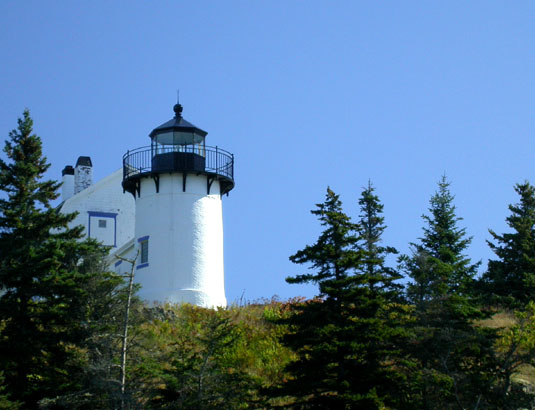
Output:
top-left (149, 103), bottom-right (208, 146)
top-left (122, 103), bottom-right (234, 197)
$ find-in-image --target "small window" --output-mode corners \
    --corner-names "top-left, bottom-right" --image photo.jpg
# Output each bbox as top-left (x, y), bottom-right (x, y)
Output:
top-left (98, 219), bottom-right (107, 228)
top-left (140, 240), bottom-right (149, 264)
top-left (137, 235), bottom-right (150, 269)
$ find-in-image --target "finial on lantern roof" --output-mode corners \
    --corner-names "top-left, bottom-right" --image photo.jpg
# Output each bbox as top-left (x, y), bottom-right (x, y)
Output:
top-left (173, 103), bottom-right (183, 119)
top-left (173, 89), bottom-right (183, 118)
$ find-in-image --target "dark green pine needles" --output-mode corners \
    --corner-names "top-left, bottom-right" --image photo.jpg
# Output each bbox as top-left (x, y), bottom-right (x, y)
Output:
top-left (0, 110), bottom-right (107, 407)
top-left (275, 186), bottom-right (407, 410)
top-left (401, 176), bottom-right (499, 410)
top-left (482, 182), bottom-right (535, 308)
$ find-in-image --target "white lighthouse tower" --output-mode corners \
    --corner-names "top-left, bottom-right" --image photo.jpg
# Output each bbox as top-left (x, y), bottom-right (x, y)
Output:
top-left (122, 103), bottom-right (234, 307)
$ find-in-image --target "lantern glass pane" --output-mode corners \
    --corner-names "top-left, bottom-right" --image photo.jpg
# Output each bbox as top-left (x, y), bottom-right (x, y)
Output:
top-left (155, 131), bottom-right (174, 145)
top-left (153, 130), bottom-right (205, 146)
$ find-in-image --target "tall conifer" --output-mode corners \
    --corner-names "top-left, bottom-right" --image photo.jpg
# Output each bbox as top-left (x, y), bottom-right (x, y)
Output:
top-left (0, 110), bottom-right (107, 406)
top-left (353, 182), bottom-right (408, 408)
top-left (406, 175), bottom-right (479, 303)
top-left (402, 176), bottom-right (496, 409)
top-left (274, 187), bottom-right (404, 409)
top-left (482, 182), bottom-right (535, 308)
top-left (356, 181), bottom-right (401, 293)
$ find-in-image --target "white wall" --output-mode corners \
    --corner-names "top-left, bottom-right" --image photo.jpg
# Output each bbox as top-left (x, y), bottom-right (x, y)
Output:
top-left (60, 169), bottom-right (135, 249)
top-left (133, 172), bottom-right (227, 307)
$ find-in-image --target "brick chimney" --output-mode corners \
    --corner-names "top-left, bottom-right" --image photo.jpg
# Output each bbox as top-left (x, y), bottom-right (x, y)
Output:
top-left (74, 156), bottom-right (93, 194)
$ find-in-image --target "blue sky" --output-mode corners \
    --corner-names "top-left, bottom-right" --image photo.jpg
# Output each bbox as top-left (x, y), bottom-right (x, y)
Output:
top-left (1, 1), bottom-right (534, 303)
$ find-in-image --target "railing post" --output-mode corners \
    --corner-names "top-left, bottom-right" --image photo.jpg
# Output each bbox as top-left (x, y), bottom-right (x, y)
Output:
top-left (125, 150), bottom-right (129, 176)
top-left (216, 146), bottom-right (219, 172)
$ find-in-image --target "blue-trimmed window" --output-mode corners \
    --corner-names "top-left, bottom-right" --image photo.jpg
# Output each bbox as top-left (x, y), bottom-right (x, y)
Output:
top-left (137, 236), bottom-right (149, 269)
top-left (87, 211), bottom-right (118, 247)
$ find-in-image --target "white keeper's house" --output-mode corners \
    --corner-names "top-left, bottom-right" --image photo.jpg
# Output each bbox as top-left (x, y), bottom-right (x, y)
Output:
top-left (60, 103), bottom-right (235, 307)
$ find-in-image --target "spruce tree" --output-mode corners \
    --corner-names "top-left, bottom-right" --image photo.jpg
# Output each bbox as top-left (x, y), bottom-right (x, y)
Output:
top-left (356, 181), bottom-right (401, 293)
top-left (353, 182), bottom-right (409, 408)
top-left (406, 175), bottom-right (479, 303)
top-left (402, 176), bottom-right (496, 409)
top-left (274, 187), bottom-right (405, 409)
top-left (482, 181), bottom-right (535, 308)
top-left (0, 110), bottom-right (109, 407)
top-left (38, 251), bottom-right (145, 410)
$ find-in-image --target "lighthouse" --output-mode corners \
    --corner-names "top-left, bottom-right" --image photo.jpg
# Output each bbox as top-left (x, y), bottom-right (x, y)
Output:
top-left (122, 103), bottom-right (234, 307)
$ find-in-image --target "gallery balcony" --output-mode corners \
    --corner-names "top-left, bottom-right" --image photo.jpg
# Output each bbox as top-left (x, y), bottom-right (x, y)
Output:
top-left (122, 145), bottom-right (234, 196)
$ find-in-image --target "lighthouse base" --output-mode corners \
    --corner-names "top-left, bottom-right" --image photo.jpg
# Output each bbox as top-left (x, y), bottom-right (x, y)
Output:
top-left (140, 287), bottom-right (227, 308)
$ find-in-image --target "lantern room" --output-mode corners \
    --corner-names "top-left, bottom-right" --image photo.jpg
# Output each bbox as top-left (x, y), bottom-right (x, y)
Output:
top-left (150, 103), bottom-right (207, 154)
top-left (149, 103), bottom-right (208, 173)
top-left (122, 103), bottom-right (235, 197)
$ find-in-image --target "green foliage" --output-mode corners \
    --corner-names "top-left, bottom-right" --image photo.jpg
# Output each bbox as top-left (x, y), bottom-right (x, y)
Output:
top-left (405, 175), bottom-right (480, 303)
top-left (489, 303), bottom-right (535, 409)
top-left (286, 187), bottom-right (360, 290)
top-left (273, 186), bottom-right (407, 409)
top-left (401, 176), bottom-right (499, 409)
top-left (39, 255), bottom-right (144, 409)
top-left (0, 371), bottom-right (19, 409)
top-left (229, 300), bottom-right (296, 393)
top-left (133, 302), bottom-right (293, 409)
top-left (154, 307), bottom-right (253, 409)
top-left (0, 110), bottom-right (128, 408)
top-left (482, 182), bottom-right (535, 308)
top-left (356, 181), bottom-right (402, 294)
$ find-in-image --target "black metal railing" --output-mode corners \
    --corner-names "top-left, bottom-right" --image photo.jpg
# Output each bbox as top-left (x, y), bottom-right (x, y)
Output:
top-left (123, 145), bottom-right (234, 182)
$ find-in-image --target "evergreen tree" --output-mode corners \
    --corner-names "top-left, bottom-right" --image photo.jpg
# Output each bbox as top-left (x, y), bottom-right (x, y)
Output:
top-left (353, 182), bottom-right (409, 408)
top-left (482, 181), bottom-right (535, 308)
top-left (401, 176), bottom-right (496, 409)
top-left (0, 371), bottom-right (19, 409)
top-left (273, 187), bottom-right (405, 409)
top-left (0, 110), bottom-right (111, 407)
top-left (405, 175), bottom-right (479, 303)
top-left (356, 181), bottom-right (401, 293)
top-left (38, 251), bottom-right (144, 410)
